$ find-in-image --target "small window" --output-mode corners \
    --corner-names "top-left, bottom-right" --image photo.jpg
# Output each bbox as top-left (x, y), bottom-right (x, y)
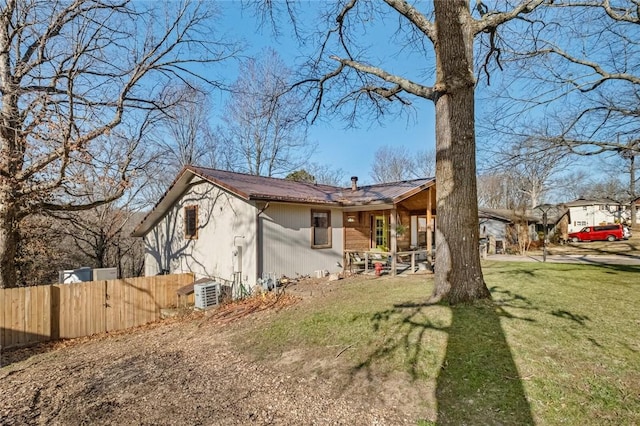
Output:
top-left (311, 210), bottom-right (331, 248)
top-left (184, 205), bottom-right (198, 239)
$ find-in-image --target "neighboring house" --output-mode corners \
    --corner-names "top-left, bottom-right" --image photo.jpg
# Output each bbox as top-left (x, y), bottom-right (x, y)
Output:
top-left (132, 166), bottom-right (436, 287)
top-left (478, 208), bottom-right (538, 254)
top-left (478, 206), bottom-right (570, 252)
top-left (529, 205), bottom-right (569, 242)
top-left (564, 198), bottom-right (629, 233)
top-left (478, 208), bottom-right (512, 254)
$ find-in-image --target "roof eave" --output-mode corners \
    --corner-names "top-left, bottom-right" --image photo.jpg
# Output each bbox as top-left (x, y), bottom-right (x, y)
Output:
top-left (392, 179), bottom-right (436, 204)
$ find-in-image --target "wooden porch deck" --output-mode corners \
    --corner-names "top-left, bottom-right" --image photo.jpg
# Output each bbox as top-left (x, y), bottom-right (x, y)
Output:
top-left (344, 249), bottom-right (433, 276)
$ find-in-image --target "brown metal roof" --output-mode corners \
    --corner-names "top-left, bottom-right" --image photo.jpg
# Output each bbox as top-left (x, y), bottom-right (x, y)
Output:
top-left (132, 166), bottom-right (435, 237)
top-left (189, 166), bottom-right (344, 204)
top-left (338, 178), bottom-right (435, 205)
top-left (189, 166), bottom-right (434, 205)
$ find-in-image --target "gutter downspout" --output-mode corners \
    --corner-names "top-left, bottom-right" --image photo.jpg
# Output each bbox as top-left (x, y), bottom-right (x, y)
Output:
top-left (256, 202), bottom-right (270, 281)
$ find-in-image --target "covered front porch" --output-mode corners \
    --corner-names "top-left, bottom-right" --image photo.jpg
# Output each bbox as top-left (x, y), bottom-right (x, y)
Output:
top-left (341, 182), bottom-right (436, 276)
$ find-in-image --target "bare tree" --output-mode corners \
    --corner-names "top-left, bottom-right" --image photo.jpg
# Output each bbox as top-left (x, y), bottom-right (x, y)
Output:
top-left (370, 145), bottom-right (436, 183)
top-left (154, 84), bottom-right (221, 171)
top-left (146, 83), bottom-right (222, 200)
top-left (16, 214), bottom-right (74, 286)
top-left (307, 163), bottom-right (347, 186)
top-left (477, 171), bottom-right (526, 209)
top-left (415, 148), bottom-right (437, 179)
top-left (52, 202), bottom-right (144, 278)
top-left (574, 176), bottom-right (627, 201)
top-left (370, 145), bottom-right (416, 183)
top-left (0, 0), bottom-right (239, 288)
top-left (277, 0), bottom-right (546, 303)
top-left (220, 48), bottom-right (315, 177)
top-left (483, 137), bottom-right (571, 208)
top-left (47, 146), bottom-right (152, 280)
top-left (480, 1), bottom-right (640, 209)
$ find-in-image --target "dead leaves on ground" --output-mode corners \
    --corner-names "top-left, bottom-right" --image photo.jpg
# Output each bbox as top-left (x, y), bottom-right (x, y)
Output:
top-left (202, 291), bottom-right (300, 326)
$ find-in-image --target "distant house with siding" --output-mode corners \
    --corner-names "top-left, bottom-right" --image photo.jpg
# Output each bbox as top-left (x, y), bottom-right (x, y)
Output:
top-left (564, 198), bottom-right (629, 233)
top-left (478, 205), bottom-right (568, 252)
top-left (132, 166), bottom-right (436, 287)
top-left (478, 208), bottom-right (538, 254)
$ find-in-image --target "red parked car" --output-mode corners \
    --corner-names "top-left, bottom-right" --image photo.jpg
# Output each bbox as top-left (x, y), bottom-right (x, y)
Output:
top-left (568, 224), bottom-right (625, 242)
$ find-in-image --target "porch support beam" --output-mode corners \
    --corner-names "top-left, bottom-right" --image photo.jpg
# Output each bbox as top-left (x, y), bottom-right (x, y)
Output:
top-left (390, 207), bottom-right (397, 276)
top-left (427, 188), bottom-right (433, 265)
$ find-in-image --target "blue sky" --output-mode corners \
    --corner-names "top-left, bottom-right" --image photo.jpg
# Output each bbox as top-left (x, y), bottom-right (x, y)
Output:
top-left (215, 2), bottom-right (437, 186)
top-left (212, 2), bottom-right (617, 195)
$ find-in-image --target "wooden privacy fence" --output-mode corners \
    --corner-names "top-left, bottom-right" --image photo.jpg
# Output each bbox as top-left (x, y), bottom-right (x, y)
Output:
top-left (0, 273), bottom-right (194, 350)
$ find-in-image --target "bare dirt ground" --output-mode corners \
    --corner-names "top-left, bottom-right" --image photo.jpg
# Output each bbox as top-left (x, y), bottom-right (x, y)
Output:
top-left (0, 278), bottom-right (431, 426)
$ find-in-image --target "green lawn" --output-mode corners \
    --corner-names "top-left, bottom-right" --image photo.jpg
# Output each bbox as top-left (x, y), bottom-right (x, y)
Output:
top-left (235, 262), bottom-right (640, 425)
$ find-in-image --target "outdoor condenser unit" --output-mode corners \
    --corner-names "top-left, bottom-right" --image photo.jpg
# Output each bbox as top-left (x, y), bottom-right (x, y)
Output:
top-left (194, 282), bottom-right (221, 309)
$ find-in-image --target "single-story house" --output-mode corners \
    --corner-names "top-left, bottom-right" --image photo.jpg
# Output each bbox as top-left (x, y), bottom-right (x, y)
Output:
top-left (478, 208), bottom-right (537, 254)
top-left (478, 205), bottom-right (569, 252)
top-left (132, 166), bottom-right (436, 287)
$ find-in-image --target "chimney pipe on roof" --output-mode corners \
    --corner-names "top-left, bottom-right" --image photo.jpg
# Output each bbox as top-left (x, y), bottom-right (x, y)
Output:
top-left (351, 176), bottom-right (358, 191)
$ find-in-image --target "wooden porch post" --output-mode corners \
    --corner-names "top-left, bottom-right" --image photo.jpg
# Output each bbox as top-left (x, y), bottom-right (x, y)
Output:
top-left (390, 208), bottom-right (397, 276)
top-left (342, 212), bottom-right (347, 275)
top-left (426, 188), bottom-right (433, 265)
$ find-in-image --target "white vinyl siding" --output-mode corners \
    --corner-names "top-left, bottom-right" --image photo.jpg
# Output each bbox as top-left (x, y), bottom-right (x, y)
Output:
top-left (260, 204), bottom-right (343, 278)
top-left (144, 178), bottom-right (257, 284)
top-left (567, 203), bottom-right (628, 233)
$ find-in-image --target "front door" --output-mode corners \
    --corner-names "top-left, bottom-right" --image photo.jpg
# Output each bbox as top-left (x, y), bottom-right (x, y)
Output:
top-left (372, 214), bottom-right (387, 249)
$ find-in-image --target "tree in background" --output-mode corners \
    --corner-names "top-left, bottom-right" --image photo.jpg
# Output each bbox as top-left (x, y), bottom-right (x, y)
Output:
top-left (573, 176), bottom-right (628, 202)
top-left (481, 137), bottom-right (571, 208)
top-left (285, 169), bottom-right (316, 183)
top-left (370, 145), bottom-right (436, 183)
top-left (160, 86), bottom-right (220, 171)
top-left (52, 205), bottom-right (144, 277)
top-left (220, 48), bottom-right (315, 177)
top-left (477, 172), bottom-right (525, 210)
top-left (0, 0), bottom-right (238, 288)
top-left (275, 0), bottom-right (547, 303)
top-left (480, 1), bottom-right (640, 217)
top-left (145, 83), bottom-right (222, 201)
top-left (16, 215), bottom-right (73, 286)
top-left (306, 163), bottom-right (346, 186)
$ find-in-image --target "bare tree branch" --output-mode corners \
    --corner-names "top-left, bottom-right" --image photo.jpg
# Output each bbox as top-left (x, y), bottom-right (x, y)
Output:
top-left (329, 56), bottom-right (436, 100)
top-left (0, 0), bottom-right (240, 288)
top-left (382, 0), bottom-right (436, 43)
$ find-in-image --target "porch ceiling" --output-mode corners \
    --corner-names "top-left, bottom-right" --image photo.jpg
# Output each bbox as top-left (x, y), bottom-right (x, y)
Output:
top-left (396, 188), bottom-right (435, 212)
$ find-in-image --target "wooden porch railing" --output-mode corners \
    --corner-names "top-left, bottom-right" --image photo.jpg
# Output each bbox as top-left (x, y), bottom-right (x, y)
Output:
top-left (343, 249), bottom-right (431, 275)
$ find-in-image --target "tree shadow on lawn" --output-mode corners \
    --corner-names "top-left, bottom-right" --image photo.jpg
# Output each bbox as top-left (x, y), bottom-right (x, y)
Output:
top-left (352, 296), bottom-right (536, 425)
top-left (435, 300), bottom-right (535, 425)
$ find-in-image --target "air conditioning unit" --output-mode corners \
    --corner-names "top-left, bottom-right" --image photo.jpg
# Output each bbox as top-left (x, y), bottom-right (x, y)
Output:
top-left (194, 282), bottom-right (221, 309)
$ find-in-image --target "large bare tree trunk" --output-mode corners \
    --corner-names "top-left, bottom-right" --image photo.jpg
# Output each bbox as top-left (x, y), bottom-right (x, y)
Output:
top-left (431, 0), bottom-right (491, 304)
top-left (630, 155), bottom-right (637, 228)
top-left (0, 197), bottom-right (19, 288)
top-left (0, 44), bottom-right (21, 288)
